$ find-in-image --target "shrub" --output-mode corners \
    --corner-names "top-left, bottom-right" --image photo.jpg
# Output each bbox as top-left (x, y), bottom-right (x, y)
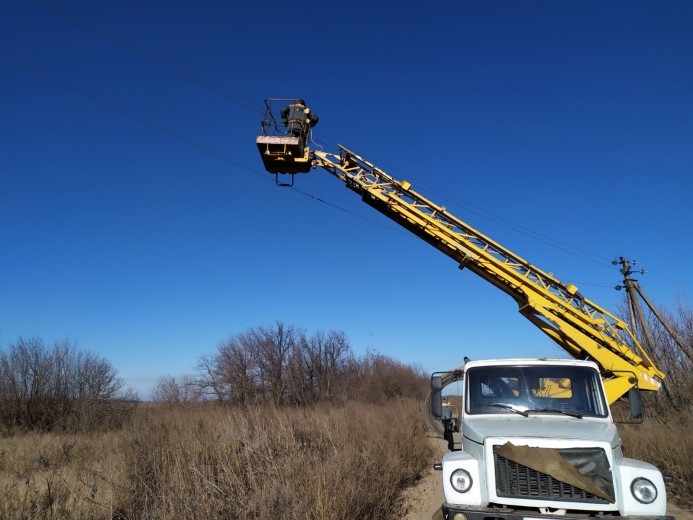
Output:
top-left (197, 323), bottom-right (428, 407)
top-left (0, 337), bottom-right (136, 433)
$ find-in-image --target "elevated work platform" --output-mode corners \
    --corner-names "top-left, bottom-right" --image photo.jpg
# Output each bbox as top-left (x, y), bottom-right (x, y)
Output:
top-left (256, 135), bottom-right (311, 174)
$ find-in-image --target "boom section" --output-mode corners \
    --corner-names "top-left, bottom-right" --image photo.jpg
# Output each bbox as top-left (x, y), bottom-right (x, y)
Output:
top-left (313, 146), bottom-right (664, 402)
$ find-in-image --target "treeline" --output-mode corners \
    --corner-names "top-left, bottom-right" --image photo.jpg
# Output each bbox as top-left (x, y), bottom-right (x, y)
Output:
top-left (154, 322), bottom-right (428, 406)
top-left (0, 324), bottom-right (427, 433)
top-left (0, 338), bottom-right (136, 433)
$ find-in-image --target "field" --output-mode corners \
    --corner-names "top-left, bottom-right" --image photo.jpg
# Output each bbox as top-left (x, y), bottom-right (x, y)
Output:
top-left (0, 399), bottom-right (431, 520)
top-left (620, 410), bottom-right (693, 509)
top-left (1, 399), bottom-right (691, 520)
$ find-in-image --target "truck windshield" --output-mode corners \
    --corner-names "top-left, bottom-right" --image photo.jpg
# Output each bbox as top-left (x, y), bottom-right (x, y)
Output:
top-left (465, 365), bottom-right (609, 418)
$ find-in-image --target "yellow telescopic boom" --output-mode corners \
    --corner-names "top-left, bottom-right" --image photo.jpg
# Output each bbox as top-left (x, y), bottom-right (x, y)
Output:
top-left (262, 137), bottom-right (664, 403)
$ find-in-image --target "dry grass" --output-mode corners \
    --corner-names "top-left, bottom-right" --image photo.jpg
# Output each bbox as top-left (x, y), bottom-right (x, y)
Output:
top-left (0, 399), bottom-right (432, 520)
top-left (3, 396), bottom-right (688, 519)
top-left (0, 429), bottom-right (125, 519)
top-left (620, 409), bottom-right (693, 508)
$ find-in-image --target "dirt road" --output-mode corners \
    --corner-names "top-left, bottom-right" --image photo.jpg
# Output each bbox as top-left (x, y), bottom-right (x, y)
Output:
top-left (400, 436), bottom-right (446, 520)
top-left (400, 436), bottom-right (693, 520)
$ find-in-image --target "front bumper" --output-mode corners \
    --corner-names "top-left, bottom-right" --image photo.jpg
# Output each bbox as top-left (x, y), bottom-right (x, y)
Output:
top-left (441, 504), bottom-right (675, 520)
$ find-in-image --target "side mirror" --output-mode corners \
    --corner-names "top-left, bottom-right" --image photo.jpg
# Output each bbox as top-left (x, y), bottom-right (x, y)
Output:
top-left (629, 387), bottom-right (643, 420)
top-left (431, 375), bottom-right (443, 419)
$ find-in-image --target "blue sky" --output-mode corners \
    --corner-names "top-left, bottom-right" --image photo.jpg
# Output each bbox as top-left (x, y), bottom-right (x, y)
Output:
top-left (2, 1), bottom-right (692, 398)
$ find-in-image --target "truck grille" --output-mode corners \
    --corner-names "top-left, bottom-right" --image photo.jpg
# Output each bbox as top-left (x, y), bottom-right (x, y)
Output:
top-left (494, 447), bottom-right (610, 504)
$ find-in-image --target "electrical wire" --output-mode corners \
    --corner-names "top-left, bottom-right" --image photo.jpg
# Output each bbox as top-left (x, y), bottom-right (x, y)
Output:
top-left (36, 0), bottom-right (265, 115)
top-left (29, 1), bottom-right (410, 236)
top-left (291, 187), bottom-right (409, 233)
top-left (308, 130), bottom-right (323, 152)
top-left (0, 50), bottom-right (265, 178)
top-left (37, 0), bottom-right (616, 273)
top-left (0, 50), bottom-right (408, 238)
top-left (310, 132), bottom-right (612, 268)
top-left (341, 148), bottom-right (613, 267)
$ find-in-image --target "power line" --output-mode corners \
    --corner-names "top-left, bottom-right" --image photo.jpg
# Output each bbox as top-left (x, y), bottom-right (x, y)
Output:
top-left (291, 187), bottom-right (410, 234)
top-left (0, 50), bottom-right (406, 238)
top-left (37, 0), bottom-right (615, 270)
top-left (36, 0), bottom-right (264, 115)
top-left (0, 50), bottom-right (263, 177)
top-left (3, 49), bottom-right (620, 294)
top-left (310, 132), bottom-right (611, 267)
top-left (345, 149), bottom-right (613, 267)
top-left (562, 280), bottom-right (615, 289)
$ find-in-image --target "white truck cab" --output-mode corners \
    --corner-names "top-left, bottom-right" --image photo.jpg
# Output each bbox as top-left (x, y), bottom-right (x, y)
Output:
top-left (432, 359), bottom-right (673, 520)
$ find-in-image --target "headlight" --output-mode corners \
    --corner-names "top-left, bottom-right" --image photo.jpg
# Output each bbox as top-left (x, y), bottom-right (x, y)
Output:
top-left (450, 469), bottom-right (473, 493)
top-left (631, 477), bottom-right (658, 504)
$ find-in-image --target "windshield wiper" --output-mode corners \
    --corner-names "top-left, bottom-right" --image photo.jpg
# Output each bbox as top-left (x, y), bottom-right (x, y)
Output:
top-left (526, 408), bottom-right (583, 419)
top-left (488, 404), bottom-right (529, 417)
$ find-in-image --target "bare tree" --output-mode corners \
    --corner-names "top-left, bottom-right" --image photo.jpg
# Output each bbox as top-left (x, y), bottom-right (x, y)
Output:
top-left (152, 375), bottom-right (203, 406)
top-left (298, 330), bottom-right (350, 401)
top-left (196, 354), bottom-right (228, 403)
top-left (252, 322), bottom-right (297, 406)
top-left (0, 338), bottom-right (136, 432)
top-left (199, 323), bottom-right (427, 407)
top-left (200, 323), bottom-right (311, 406)
top-left (616, 293), bottom-right (693, 413)
top-left (646, 297), bottom-right (693, 411)
top-left (219, 333), bottom-right (260, 404)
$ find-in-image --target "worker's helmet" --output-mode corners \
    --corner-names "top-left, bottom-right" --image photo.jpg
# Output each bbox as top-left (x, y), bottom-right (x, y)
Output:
top-left (295, 98), bottom-right (306, 106)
